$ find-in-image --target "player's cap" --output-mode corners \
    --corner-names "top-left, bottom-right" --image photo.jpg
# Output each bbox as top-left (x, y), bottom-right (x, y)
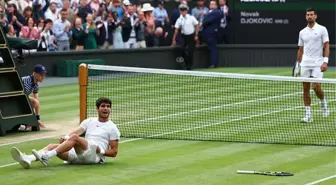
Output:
top-left (34, 64), bottom-right (47, 75)
top-left (179, 4), bottom-right (189, 11)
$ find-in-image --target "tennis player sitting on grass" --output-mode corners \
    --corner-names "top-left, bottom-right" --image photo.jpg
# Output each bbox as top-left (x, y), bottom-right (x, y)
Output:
top-left (10, 97), bottom-right (120, 169)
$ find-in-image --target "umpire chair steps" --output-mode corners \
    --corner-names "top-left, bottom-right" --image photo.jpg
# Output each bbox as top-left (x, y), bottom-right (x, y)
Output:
top-left (0, 27), bottom-right (39, 136)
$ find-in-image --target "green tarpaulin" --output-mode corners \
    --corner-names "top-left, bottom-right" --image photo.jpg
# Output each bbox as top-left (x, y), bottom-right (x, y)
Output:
top-left (6, 37), bottom-right (38, 50)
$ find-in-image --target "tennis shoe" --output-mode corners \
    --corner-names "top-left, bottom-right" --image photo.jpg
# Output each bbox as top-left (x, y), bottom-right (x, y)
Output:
top-left (11, 147), bottom-right (31, 169)
top-left (322, 105), bottom-right (330, 117)
top-left (301, 116), bottom-right (313, 123)
top-left (32, 149), bottom-right (49, 167)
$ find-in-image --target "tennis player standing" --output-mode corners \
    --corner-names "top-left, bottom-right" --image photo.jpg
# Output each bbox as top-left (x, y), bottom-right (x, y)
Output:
top-left (296, 8), bottom-right (330, 123)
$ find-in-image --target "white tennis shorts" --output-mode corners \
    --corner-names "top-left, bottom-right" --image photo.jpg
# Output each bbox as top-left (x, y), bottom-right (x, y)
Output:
top-left (301, 66), bottom-right (323, 78)
top-left (67, 141), bottom-right (101, 164)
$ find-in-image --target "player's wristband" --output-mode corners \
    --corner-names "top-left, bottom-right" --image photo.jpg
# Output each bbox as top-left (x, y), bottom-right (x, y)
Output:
top-left (36, 115), bottom-right (40, 120)
top-left (100, 149), bottom-right (105, 155)
top-left (64, 135), bottom-right (70, 140)
top-left (323, 57), bottom-right (329, 63)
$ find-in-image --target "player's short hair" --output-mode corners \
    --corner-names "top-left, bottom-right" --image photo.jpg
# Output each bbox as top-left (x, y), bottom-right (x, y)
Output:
top-left (210, 0), bottom-right (217, 4)
top-left (306, 8), bottom-right (317, 14)
top-left (96, 97), bottom-right (112, 108)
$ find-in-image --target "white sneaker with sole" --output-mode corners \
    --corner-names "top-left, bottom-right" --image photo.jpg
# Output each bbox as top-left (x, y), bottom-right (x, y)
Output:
top-left (301, 116), bottom-right (313, 123)
top-left (32, 149), bottom-right (49, 167)
top-left (322, 106), bottom-right (330, 117)
top-left (11, 147), bottom-right (31, 169)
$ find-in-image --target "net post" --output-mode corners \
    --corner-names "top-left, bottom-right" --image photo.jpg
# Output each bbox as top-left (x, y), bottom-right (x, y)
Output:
top-left (78, 63), bottom-right (88, 124)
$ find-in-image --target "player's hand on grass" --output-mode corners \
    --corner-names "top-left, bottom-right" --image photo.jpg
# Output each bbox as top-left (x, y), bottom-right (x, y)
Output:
top-left (38, 120), bottom-right (46, 128)
top-left (320, 62), bottom-right (328, 72)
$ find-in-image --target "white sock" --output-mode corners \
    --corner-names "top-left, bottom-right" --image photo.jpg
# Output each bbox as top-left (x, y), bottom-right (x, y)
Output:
top-left (25, 154), bottom-right (37, 162)
top-left (46, 150), bottom-right (57, 159)
top-left (321, 99), bottom-right (327, 108)
top-left (306, 106), bottom-right (311, 117)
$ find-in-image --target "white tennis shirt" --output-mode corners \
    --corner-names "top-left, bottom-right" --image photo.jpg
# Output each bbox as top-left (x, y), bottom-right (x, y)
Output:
top-left (298, 23), bottom-right (329, 67)
top-left (80, 117), bottom-right (121, 152)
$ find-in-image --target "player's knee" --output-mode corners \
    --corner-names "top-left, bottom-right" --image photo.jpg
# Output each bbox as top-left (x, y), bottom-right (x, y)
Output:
top-left (312, 84), bottom-right (319, 91)
top-left (47, 144), bottom-right (58, 150)
top-left (312, 86), bottom-right (318, 92)
top-left (68, 133), bottom-right (77, 137)
top-left (68, 134), bottom-right (79, 141)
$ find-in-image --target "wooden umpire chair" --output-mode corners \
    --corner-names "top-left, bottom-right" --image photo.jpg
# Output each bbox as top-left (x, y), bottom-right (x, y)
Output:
top-left (0, 27), bottom-right (39, 136)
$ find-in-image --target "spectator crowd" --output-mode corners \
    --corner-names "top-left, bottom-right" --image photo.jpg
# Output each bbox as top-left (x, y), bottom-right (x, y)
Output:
top-left (0, 0), bottom-right (230, 52)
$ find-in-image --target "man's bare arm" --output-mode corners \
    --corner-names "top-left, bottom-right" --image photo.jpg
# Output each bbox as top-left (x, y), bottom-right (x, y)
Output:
top-left (195, 24), bottom-right (199, 36)
top-left (297, 46), bottom-right (303, 63)
top-left (323, 42), bottom-right (330, 59)
top-left (172, 28), bottom-right (179, 45)
top-left (97, 140), bottom-right (119, 157)
top-left (68, 126), bottom-right (85, 136)
top-left (321, 42), bottom-right (329, 72)
top-left (33, 93), bottom-right (39, 100)
top-left (59, 126), bottom-right (85, 143)
top-left (32, 92), bottom-right (41, 116)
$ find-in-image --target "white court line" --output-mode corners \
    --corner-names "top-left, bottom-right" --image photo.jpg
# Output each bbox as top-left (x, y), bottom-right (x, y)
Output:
top-left (305, 174), bottom-right (336, 185)
top-left (0, 135), bottom-right (63, 147)
top-left (0, 163), bottom-right (18, 168)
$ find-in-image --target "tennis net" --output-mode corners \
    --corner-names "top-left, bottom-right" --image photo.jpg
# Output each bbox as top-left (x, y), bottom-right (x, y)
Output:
top-left (80, 64), bottom-right (336, 146)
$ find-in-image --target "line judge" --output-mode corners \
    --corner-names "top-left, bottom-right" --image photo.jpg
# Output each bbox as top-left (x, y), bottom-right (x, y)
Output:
top-left (172, 4), bottom-right (199, 70)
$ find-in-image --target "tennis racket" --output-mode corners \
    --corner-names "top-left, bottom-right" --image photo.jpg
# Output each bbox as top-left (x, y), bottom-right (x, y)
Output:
top-left (237, 170), bottom-right (294, 176)
top-left (292, 61), bottom-right (301, 77)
